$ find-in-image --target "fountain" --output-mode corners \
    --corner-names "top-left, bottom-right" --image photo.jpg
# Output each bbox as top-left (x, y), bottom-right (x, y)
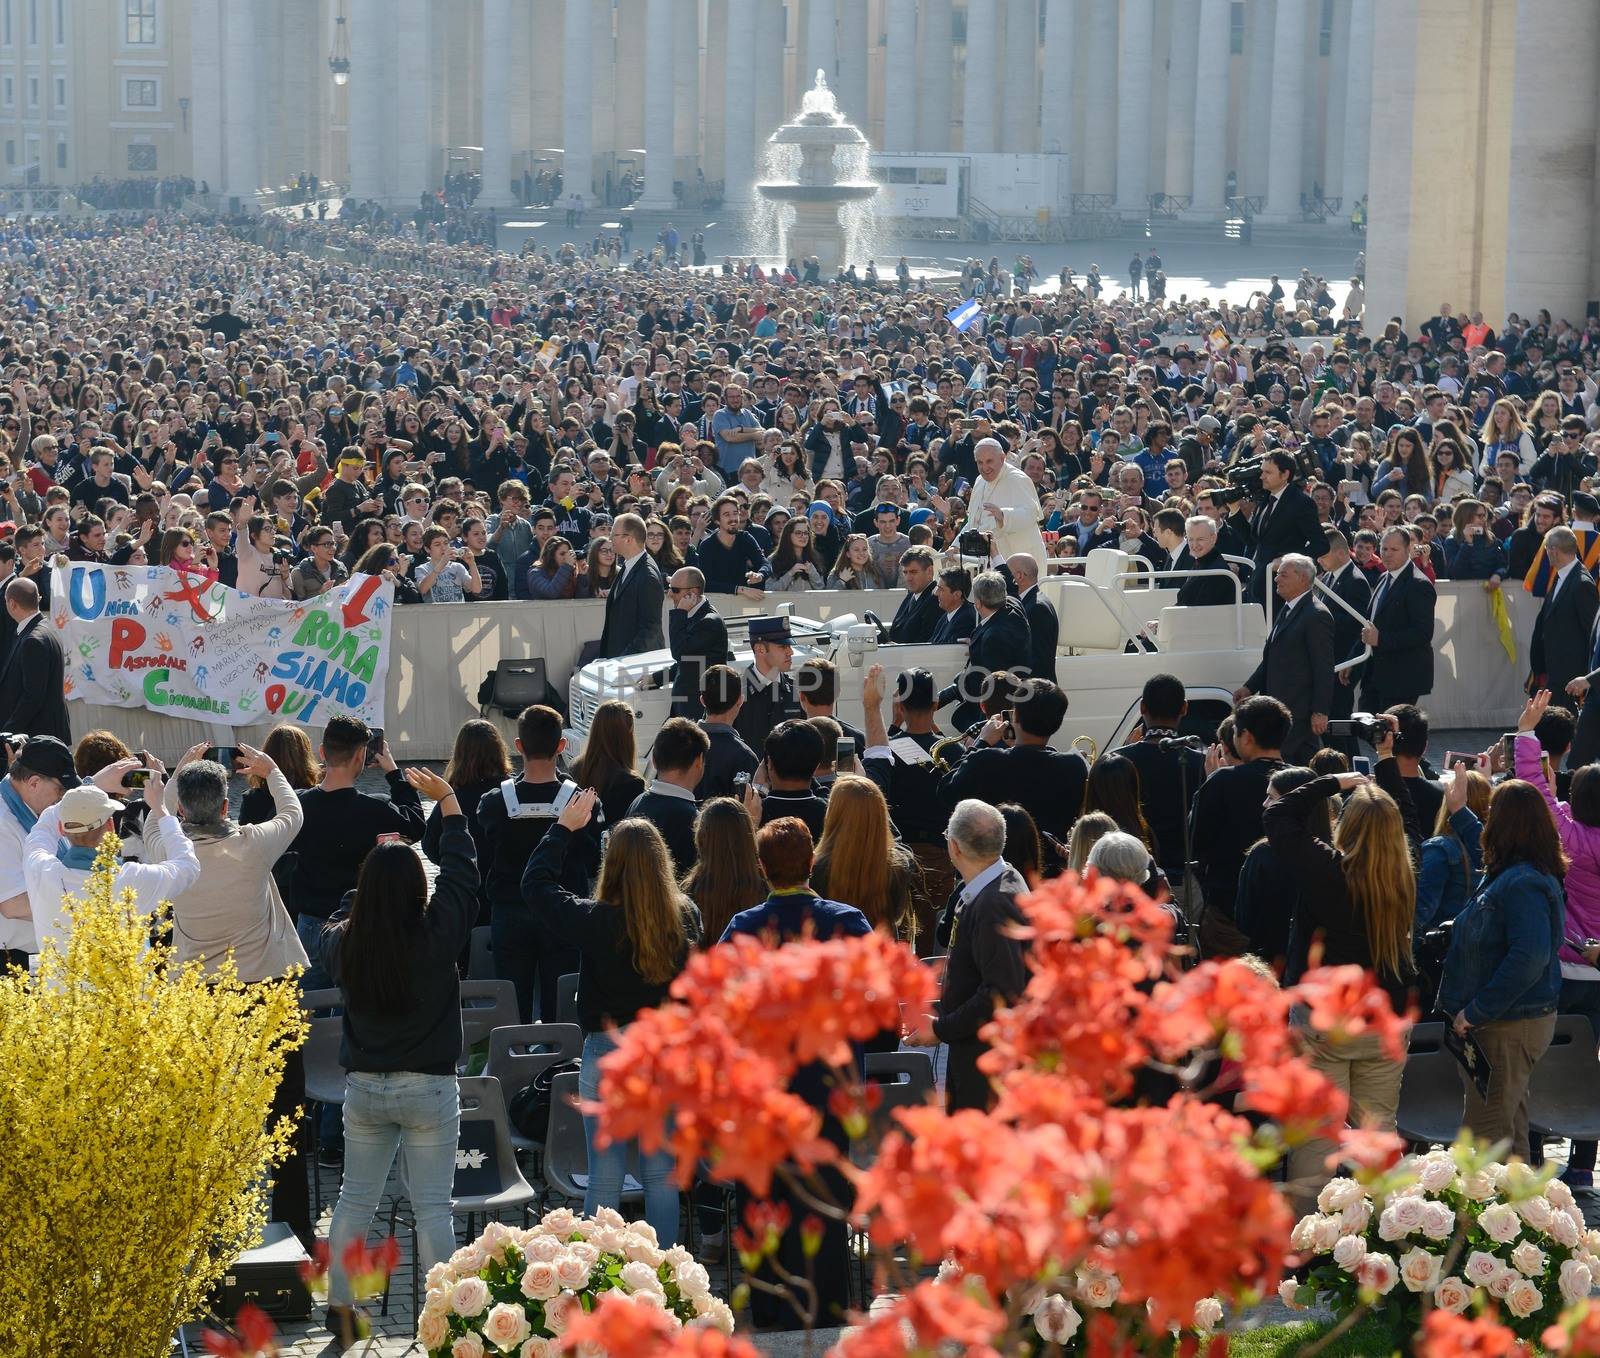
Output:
top-left (754, 69), bottom-right (880, 274)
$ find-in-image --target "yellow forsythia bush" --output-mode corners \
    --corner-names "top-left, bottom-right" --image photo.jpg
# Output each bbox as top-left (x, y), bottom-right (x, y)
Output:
top-left (0, 833), bottom-right (307, 1358)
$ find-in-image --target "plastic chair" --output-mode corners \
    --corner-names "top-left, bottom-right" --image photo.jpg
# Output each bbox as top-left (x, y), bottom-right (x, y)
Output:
top-left (1396, 1022), bottom-right (1466, 1148)
top-left (480, 658), bottom-right (548, 717)
top-left (542, 1069), bottom-right (643, 1208)
top-left (467, 927), bottom-right (495, 981)
top-left (1529, 1015), bottom-right (1600, 1141)
top-left (556, 972), bottom-right (580, 1026)
top-left (858, 1050), bottom-right (936, 1161)
top-left (486, 1022), bottom-right (584, 1165)
top-left (300, 987), bottom-right (347, 1214)
top-left (459, 979), bottom-right (520, 1050)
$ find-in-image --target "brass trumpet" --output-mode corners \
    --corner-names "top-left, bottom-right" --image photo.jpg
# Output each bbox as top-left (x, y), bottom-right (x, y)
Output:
top-left (927, 733), bottom-right (969, 775)
top-left (1072, 734), bottom-right (1099, 764)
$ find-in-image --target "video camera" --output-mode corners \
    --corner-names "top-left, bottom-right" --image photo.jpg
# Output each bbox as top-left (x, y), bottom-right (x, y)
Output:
top-left (1327, 711), bottom-right (1388, 744)
top-left (1214, 457), bottom-right (1266, 507)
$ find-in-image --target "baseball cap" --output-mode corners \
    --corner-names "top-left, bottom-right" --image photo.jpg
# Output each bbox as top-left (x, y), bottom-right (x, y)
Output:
top-left (57, 785), bottom-right (123, 833)
top-left (9, 735), bottom-right (80, 788)
top-left (1196, 415), bottom-right (1222, 434)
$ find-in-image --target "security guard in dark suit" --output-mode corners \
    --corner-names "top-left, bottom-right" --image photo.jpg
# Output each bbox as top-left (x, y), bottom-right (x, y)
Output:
top-left (731, 616), bottom-right (804, 753)
top-left (938, 571), bottom-right (1032, 732)
top-left (666, 566), bottom-right (731, 718)
top-left (888, 546), bottom-right (942, 643)
top-left (1316, 529), bottom-right (1373, 746)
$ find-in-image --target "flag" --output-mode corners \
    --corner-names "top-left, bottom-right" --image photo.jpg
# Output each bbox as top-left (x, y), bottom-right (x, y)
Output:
top-left (1490, 585), bottom-right (1517, 665)
top-left (1523, 526), bottom-right (1600, 596)
top-left (946, 297), bottom-right (982, 333)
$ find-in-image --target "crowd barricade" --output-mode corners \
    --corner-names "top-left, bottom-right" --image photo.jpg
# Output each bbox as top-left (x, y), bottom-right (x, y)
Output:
top-left (57, 582), bottom-right (1538, 761)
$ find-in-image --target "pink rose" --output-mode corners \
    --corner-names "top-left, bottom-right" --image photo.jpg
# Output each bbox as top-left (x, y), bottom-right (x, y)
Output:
top-left (1505, 1277), bottom-right (1542, 1318)
top-left (554, 1252), bottom-right (591, 1290)
top-left (1339, 1198), bottom-right (1374, 1234)
top-left (1399, 1247), bottom-right (1442, 1294)
top-left (1561, 1258), bottom-right (1594, 1304)
top-left (1549, 1211), bottom-right (1583, 1248)
top-left (1464, 1251), bottom-right (1501, 1287)
top-left (451, 1335), bottom-right (486, 1358)
top-left (1193, 1298), bottom-right (1223, 1332)
top-left (1356, 1253), bottom-right (1398, 1296)
top-left (519, 1340), bottom-right (553, 1358)
top-left (1433, 1276), bottom-right (1472, 1315)
top-left (539, 1207), bottom-right (578, 1237)
top-left (1479, 1203), bottom-right (1521, 1244)
top-left (1518, 1195), bottom-right (1554, 1232)
top-left (417, 1309), bottom-right (450, 1351)
top-left (525, 1235), bottom-right (562, 1263)
top-left (1416, 1154), bottom-right (1457, 1194)
top-left (1332, 1235), bottom-right (1366, 1272)
top-left (482, 1302), bottom-right (530, 1352)
top-left (1077, 1272), bottom-right (1120, 1309)
top-left (1420, 1201), bottom-right (1455, 1241)
top-left (451, 1277), bottom-right (490, 1318)
top-left (1034, 1295), bottom-right (1082, 1345)
top-left (1488, 1268), bottom-right (1516, 1300)
top-left (1316, 1178), bottom-right (1364, 1214)
top-left (1511, 1241), bottom-right (1546, 1277)
top-left (519, 1261), bottom-right (560, 1302)
top-left (1278, 1279), bottom-right (1307, 1310)
top-left (542, 1292), bottom-right (579, 1337)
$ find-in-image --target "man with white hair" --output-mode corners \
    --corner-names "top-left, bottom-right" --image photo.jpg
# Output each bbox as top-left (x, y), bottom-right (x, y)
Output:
top-left (1175, 515), bottom-right (1238, 608)
top-left (23, 759), bottom-right (200, 962)
top-left (1234, 552), bottom-right (1335, 763)
top-left (1085, 830), bottom-right (1155, 887)
top-left (965, 437), bottom-right (1049, 565)
top-left (915, 798), bottom-right (1030, 1112)
top-left (937, 570), bottom-right (1032, 733)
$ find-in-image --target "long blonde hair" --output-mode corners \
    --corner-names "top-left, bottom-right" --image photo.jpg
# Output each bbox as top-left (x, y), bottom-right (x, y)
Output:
top-left (813, 776), bottom-right (906, 933)
top-left (1333, 786), bottom-right (1415, 980)
top-left (595, 820), bottom-right (695, 985)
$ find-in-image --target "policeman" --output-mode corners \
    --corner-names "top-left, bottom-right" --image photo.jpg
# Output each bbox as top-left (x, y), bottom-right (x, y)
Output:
top-left (732, 616), bottom-right (803, 753)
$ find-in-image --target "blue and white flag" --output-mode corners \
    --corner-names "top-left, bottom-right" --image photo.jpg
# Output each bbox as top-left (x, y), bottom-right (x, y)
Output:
top-left (945, 297), bottom-right (983, 332)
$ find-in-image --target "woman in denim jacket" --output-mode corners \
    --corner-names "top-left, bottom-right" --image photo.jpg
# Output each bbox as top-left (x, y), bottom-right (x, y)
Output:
top-left (1438, 777), bottom-right (1568, 1158)
top-left (1416, 767), bottom-right (1488, 932)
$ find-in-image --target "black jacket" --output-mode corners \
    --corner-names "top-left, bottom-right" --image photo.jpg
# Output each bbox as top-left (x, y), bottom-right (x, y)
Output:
top-left (1248, 484), bottom-right (1324, 599)
top-left (1110, 732), bottom-right (1207, 880)
top-left (758, 788), bottom-right (829, 840)
top-left (934, 863), bottom-right (1031, 1112)
top-left (938, 601), bottom-right (1032, 730)
top-left (1322, 561), bottom-right (1373, 664)
top-left (1189, 757), bottom-right (1286, 921)
top-left (0, 614), bottom-right (69, 743)
top-left (1361, 563), bottom-right (1437, 707)
top-left (668, 603), bottom-right (731, 717)
top-left (1175, 546), bottom-right (1237, 608)
top-left (695, 721), bottom-right (760, 801)
top-left (732, 666), bottom-right (803, 753)
top-left (929, 602), bottom-right (977, 645)
top-left (889, 585), bottom-right (941, 644)
top-left (1019, 586), bottom-right (1058, 683)
top-left (624, 785), bottom-right (700, 873)
top-left (939, 744), bottom-right (1087, 839)
top-left (1530, 565), bottom-right (1598, 698)
top-left (599, 553), bottom-right (666, 658)
top-left (289, 774), bottom-right (426, 920)
top-left (1244, 594), bottom-right (1336, 761)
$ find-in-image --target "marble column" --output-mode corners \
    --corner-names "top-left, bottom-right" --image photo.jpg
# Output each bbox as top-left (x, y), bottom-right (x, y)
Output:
top-left (806, 0), bottom-right (836, 87)
top-left (1002, 0), bottom-right (1038, 153)
top-left (755, 0), bottom-right (785, 147)
top-left (189, 0), bottom-right (223, 195)
top-left (638, 0), bottom-right (677, 208)
top-left (1504, 0), bottom-right (1600, 322)
top-left (963, 0), bottom-right (998, 154)
top-left (1164, 0), bottom-right (1199, 200)
top-left (724, 0), bottom-right (758, 199)
top-left (1262, 0), bottom-right (1307, 221)
top-left (1341, 0), bottom-right (1373, 209)
top-left (1242, 0), bottom-right (1273, 197)
top-left (1080, 0), bottom-right (1116, 195)
top-left (347, 0), bottom-right (385, 201)
top-left (562, 0), bottom-right (594, 204)
top-left (883, 0), bottom-right (918, 153)
top-left (1321, 0), bottom-right (1349, 203)
top-left (479, 0), bottom-right (512, 206)
top-left (393, 0), bottom-right (430, 204)
top-left (1114, 0), bottom-right (1152, 213)
top-left (917, 0), bottom-right (953, 151)
top-left (1188, 0), bottom-right (1231, 214)
top-left (674, 0), bottom-right (700, 179)
top-left (1039, 0), bottom-right (1074, 158)
top-left (221, 0), bottom-right (259, 203)
top-left (837, 0), bottom-right (868, 127)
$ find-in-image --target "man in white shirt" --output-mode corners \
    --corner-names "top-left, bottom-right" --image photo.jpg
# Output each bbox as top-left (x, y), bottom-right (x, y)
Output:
top-left (965, 438), bottom-right (1049, 565)
top-left (24, 762), bottom-right (200, 963)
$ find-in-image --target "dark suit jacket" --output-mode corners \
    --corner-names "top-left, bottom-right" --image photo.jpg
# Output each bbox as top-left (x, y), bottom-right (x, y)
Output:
top-left (1244, 594), bottom-right (1335, 760)
top-left (695, 721), bottom-right (760, 801)
top-left (599, 553), bottom-right (666, 659)
top-left (938, 601), bottom-right (1032, 730)
top-left (933, 863), bottom-right (1031, 1112)
top-left (1112, 733), bottom-right (1207, 880)
top-left (929, 601), bottom-right (977, 645)
top-left (1322, 561), bottom-right (1373, 665)
top-left (1019, 586), bottom-right (1058, 683)
top-left (1175, 547), bottom-right (1238, 607)
top-left (1361, 563), bottom-right (1437, 706)
top-left (668, 602), bottom-right (731, 716)
top-left (0, 614), bottom-right (70, 744)
top-left (624, 787), bottom-right (699, 872)
top-left (939, 744), bottom-right (1087, 838)
top-left (889, 585), bottom-right (941, 644)
top-left (1531, 565), bottom-right (1599, 698)
top-left (1248, 484), bottom-right (1324, 599)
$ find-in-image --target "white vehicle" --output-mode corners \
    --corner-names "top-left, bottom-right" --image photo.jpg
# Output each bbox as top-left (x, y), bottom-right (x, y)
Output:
top-left (571, 548), bottom-right (1330, 759)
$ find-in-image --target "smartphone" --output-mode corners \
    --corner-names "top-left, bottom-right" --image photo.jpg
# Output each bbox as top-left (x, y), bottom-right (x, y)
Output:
top-left (121, 768), bottom-right (152, 789)
top-left (733, 772), bottom-right (751, 794)
top-left (375, 832), bottom-right (404, 846)
top-left (1352, 756), bottom-right (1372, 775)
top-left (1443, 751), bottom-right (1477, 770)
top-left (366, 727), bottom-right (385, 762)
top-left (1501, 732), bottom-right (1517, 768)
top-left (202, 746), bottom-right (237, 767)
top-left (835, 736), bottom-right (855, 766)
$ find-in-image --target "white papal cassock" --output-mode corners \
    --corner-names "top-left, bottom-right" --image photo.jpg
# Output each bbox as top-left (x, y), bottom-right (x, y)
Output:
top-left (964, 462), bottom-right (1049, 566)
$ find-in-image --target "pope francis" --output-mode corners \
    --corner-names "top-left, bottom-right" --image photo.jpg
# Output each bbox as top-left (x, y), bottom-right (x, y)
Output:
top-left (964, 438), bottom-right (1049, 565)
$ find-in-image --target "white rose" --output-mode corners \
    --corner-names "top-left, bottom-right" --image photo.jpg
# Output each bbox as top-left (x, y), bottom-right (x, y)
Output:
top-left (451, 1277), bottom-right (491, 1318)
top-left (664, 1245), bottom-right (692, 1268)
top-left (450, 1244), bottom-right (487, 1276)
top-left (1391, 1196), bottom-right (1426, 1232)
top-left (1562, 1258), bottom-right (1595, 1304)
top-left (1377, 1203), bottom-right (1418, 1243)
top-left (620, 1260), bottom-right (664, 1295)
top-left (542, 1292), bottom-right (578, 1337)
top-left (625, 1239), bottom-right (665, 1268)
top-left (1511, 1241), bottom-right (1546, 1277)
top-left (1399, 1247), bottom-right (1443, 1294)
top-left (593, 1206), bottom-right (627, 1229)
top-left (1035, 1295), bottom-right (1083, 1345)
top-left (590, 1226), bottom-right (628, 1254)
top-left (568, 1241), bottom-right (600, 1268)
top-left (1357, 1253), bottom-right (1399, 1296)
top-left (1077, 1272), bottom-right (1121, 1308)
top-left (1548, 1180), bottom-right (1578, 1214)
top-left (700, 1299), bottom-right (736, 1334)
top-left (1193, 1298), bottom-right (1224, 1332)
top-left (526, 1235), bottom-right (562, 1263)
top-left (1311, 1216), bottom-right (1343, 1252)
top-left (1278, 1279), bottom-right (1308, 1311)
top-left (418, 1309), bottom-right (450, 1352)
top-left (674, 1261), bottom-right (712, 1300)
top-left (631, 1289), bottom-right (667, 1311)
top-left (482, 1302), bottom-right (531, 1352)
top-left (1420, 1201), bottom-right (1456, 1242)
top-left (519, 1261), bottom-right (560, 1302)
top-left (1417, 1155), bottom-right (1458, 1194)
top-left (1550, 1211), bottom-right (1584, 1248)
top-left (1460, 1170), bottom-right (1499, 1202)
top-left (1340, 1198), bottom-right (1374, 1234)
top-left (1479, 1203), bottom-right (1522, 1244)
top-left (519, 1340), bottom-right (554, 1358)
top-left (1505, 1277), bottom-right (1543, 1319)
top-left (539, 1207), bottom-right (578, 1236)
top-left (1518, 1196), bottom-right (1554, 1232)
top-left (1333, 1235), bottom-right (1366, 1272)
top-left (1434, 1276), bottom-right (1472, 1315)
top-left (1289, 1215), bottom-right (1319, 1252)
top-left (1487, 1267), bottom-right (1516, 1300)
top-left (1318, 1178), bottom-right (1365, 1214)
top-left (426, 1262), bottom-right (455, 1294)
top-left (1464, 1251), bottom-right (1501, 1286)
top-left (554, 1252), bottom-right (591, 1291)
top-left (452, 1336), bottom-right (486, 1358)
top-left (481, 1222), bottom-right (517, 1262)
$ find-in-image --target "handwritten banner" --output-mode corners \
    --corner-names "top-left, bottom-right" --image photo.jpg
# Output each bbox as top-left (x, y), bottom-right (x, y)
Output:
top-left (49, 563), bottom-right (393, 730)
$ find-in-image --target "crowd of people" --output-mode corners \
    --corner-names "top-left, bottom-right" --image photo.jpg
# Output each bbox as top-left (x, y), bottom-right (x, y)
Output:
top-left (4, 206), bottom-right (1600, 1342)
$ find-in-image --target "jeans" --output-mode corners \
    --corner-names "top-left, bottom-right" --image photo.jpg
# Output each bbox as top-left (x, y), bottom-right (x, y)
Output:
top-left (296, 914), bottom-right (343, 1154)
top-left (579, 1030), bottom-right (679, 1245)
top-left (327, 1072), bottom-right (460, 1306)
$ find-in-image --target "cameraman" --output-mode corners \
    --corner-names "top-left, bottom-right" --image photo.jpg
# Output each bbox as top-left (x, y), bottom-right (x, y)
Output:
top-left (1238, 449), bottom-right (1324, 605)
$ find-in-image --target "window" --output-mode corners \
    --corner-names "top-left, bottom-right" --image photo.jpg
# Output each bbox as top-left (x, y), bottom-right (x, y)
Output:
top-left (127, 141), bottom-right (156, 171)
top-left (124, 76), bottom-right (156, 107)
top-left (1319, 0), bottom-right (1333, 55)
top-left (52, 75), bottom-right (62, 106)
top-left (54, 139), bottom-right (64, 168)
top-left (2, 76), bottom-right (12, 107)
top-left (52, 0), bottom-right (61, 43)
top-left (4, 141), bottom-right (13, 166)
top-left (2, 0), bottom-right (11, 45)
top-left (1229, 1), bottom-right (1244, 54)
top-left (27, 75), bottom-right (37, 107)
top-left (27, 0), bottom-right (35, 44)
top-left (124, 0), bottom-right (154, 44)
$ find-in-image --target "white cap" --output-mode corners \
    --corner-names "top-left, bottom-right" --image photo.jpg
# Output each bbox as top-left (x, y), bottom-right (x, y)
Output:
top-left (56, 785), bottom-right (123, 834)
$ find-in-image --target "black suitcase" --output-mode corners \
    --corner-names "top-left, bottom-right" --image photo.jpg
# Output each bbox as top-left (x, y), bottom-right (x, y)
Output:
top-left (210, 1222), bottom-right (313, 1322)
